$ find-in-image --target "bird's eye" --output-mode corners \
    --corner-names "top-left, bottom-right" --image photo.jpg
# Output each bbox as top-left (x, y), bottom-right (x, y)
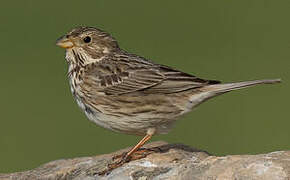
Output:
top-left (83, 36), bottom-right (91, 43)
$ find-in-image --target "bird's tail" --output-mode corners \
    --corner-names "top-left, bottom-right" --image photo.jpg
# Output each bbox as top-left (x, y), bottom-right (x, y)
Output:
top-left (189, 79), bottom-right (281, 107)
top-left (202, 79), bottom-right (281, 94)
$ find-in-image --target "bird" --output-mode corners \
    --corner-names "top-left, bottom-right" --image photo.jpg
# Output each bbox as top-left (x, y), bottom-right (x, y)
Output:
top-left (56, 26), bottom-right (280, 173)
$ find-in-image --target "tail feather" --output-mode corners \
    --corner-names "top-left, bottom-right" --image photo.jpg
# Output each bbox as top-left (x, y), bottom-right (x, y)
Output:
top-left (202, 79), bottom-right (281, 94)
top-left (188, 79), bottom-right (280, 109)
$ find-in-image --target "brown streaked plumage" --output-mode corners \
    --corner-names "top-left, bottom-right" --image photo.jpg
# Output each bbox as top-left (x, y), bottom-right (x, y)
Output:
top-left (56, 26), bottom-right (281, 174)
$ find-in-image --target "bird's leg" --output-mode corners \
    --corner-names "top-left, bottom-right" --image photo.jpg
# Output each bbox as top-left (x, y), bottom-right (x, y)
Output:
top-left (99, 130), bottom-right (155, 175)
top-left (111, 133), bottom-right (153, 163)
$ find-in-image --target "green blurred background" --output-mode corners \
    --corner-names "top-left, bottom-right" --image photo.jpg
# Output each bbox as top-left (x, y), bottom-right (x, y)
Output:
top-left (0, 0), bottom-right (289, 173)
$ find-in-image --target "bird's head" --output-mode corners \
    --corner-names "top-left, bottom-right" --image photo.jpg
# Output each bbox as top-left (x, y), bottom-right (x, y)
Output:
top-left (56, 26), bottom-right (119, 65)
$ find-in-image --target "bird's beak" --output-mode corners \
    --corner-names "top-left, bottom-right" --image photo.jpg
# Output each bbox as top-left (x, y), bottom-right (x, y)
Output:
top-left (56, 35), bottom-right (74, 49)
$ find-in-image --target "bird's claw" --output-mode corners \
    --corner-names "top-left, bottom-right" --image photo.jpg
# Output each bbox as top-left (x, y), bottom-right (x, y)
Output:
top-left (97, 154), bottom-right (131, 176)
top-left (98, 147), bottom-right (161, 176)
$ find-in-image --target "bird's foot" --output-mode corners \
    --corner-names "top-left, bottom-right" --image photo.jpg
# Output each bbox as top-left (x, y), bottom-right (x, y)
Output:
top-left (98, 147), bottom-right (162, 176)
top-left (112, 147), bottom-right (162, 161)
top-left (97, 153), bottom-right (130, 176)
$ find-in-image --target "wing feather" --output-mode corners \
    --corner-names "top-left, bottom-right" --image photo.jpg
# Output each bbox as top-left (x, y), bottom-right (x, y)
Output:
top-left (83, 54), bottom-right (220, 95)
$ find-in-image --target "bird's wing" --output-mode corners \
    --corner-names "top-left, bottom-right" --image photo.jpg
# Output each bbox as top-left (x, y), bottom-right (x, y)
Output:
top-left (143, 65), bottom-right (220, 94)
top-left (83, 55), bottom-right (220, 95)
top-left (100, 68), bottom-right (165, 95)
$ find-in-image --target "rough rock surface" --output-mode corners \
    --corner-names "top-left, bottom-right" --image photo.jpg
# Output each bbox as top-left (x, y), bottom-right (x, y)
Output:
top-left (0, 141), bottom-right (289, 180)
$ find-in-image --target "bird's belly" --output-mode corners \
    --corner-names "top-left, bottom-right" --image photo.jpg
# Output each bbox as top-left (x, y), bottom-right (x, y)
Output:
top-left (74, 95), bottom-right (114, 130)
top-left (69, 82), bottom-right (116, 132)
top-left (71, 81), bottom-right (194, 135)
top-left (75, 95), bottom-right (180, 135)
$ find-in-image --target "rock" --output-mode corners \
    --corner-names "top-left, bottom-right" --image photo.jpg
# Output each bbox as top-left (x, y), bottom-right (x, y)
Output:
top-left (0, 141), bottom-right (289, 180)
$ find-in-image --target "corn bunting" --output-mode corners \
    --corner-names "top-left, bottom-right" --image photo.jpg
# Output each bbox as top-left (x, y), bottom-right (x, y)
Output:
top-left (56, 26), bottom-right (280, 174)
